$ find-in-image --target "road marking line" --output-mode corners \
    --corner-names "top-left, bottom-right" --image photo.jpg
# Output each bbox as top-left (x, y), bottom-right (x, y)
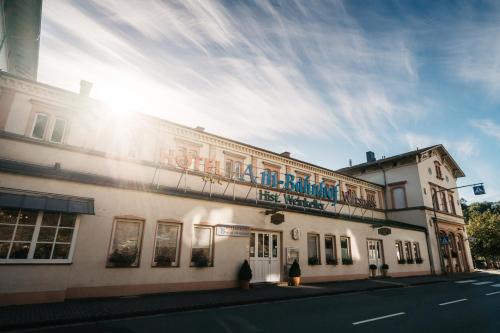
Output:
top-left (455, 280), bottom-right (476, 284)
top-left (473, 281), bottom-right (493, 285)
top-left (490, 284), bottom-right (500, 287)
top-left (352, 312), bottom-right (406, 325)
top-left (486, 291), bottom-right (500, 296)
top-left (439, 298), bottom-right (467, 306)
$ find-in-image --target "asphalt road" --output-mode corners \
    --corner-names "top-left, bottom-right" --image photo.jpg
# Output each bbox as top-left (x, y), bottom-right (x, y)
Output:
top-left (18, 278), bottom-right (500, 333)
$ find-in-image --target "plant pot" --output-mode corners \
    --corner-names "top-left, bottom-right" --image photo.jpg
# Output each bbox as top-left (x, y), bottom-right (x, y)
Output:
top-left (239, 280), bottom-right (250, 289)
top-left (381, 269), bottom-right (388, 277)
top-left (290, 277), bottom-right (301, 286)
top-left (370, 269), bottom-right (377, 277)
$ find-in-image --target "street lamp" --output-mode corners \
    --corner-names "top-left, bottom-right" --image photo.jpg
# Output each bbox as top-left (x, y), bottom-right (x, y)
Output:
top-left (431, 183), bottom-right (485, 275)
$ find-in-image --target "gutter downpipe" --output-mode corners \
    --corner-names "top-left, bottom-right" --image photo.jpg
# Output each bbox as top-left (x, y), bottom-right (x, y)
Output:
top-left (376, 161), bottom-right (388, 221)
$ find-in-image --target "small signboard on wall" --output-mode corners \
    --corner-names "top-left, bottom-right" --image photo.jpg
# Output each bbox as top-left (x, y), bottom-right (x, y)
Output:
top-left (378, 227), bottom-right (392, 236)
top-left (216, 224), bottom-right (251, 237)
top-left (286, 247), bottom-right (300, 265)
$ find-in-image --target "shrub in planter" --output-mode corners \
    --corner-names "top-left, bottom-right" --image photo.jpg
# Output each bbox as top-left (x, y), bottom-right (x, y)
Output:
top-left (342, 258), bottom-right (353, 265)
top-left (416, 258), bottom-right (424, 264)
top-left (238, 260), bottom-right (252, 289)
top-left (108, 247), bottom-right (138, 267)
top-left (192, 253), bottom-right (210, 267)
top-left (381, 264), bottom-right (389, 277)
top-left (369, 264), bottom-right (377, 270)
top-left (326, 258), bottom-right (338, 265)
top-left (289, 260), bottom-right (301, 286)
top-left (407, 258), bottom-right (415, 264)
top-left (155, 255), bottom-right (172, 267)
top-left (398, 259), bottom-right (406, 264)
top-left (308, 256), bottom-right (320, 265)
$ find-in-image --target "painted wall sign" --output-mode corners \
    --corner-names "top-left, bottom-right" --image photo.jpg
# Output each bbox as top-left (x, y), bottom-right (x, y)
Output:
top-left (216, 224), bottom-right (251, 237)
top-left (377, 227), bottom-right (392, 236)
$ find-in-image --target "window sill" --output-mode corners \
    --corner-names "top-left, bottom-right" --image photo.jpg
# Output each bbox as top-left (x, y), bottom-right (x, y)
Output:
top-left (0, 259), bottom-right (72, 265)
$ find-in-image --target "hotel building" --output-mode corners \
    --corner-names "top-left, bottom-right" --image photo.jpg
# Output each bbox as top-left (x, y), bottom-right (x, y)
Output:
top-left (0, 72), bottom-right (472, 305)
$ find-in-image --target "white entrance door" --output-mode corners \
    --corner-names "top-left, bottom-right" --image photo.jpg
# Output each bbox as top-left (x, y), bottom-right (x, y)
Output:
top-left (367, 239), bottom-right (384, 276)
top-left (249, 231), bottom-right (280, 283)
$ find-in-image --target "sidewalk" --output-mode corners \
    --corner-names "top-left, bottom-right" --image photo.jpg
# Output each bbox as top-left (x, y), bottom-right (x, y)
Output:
top-left (1, 270), bottom-right (497, 331)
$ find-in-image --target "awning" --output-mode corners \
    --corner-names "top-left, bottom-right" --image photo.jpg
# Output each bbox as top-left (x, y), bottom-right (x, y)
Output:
top-left (0, 190), bottom-right (94, 215)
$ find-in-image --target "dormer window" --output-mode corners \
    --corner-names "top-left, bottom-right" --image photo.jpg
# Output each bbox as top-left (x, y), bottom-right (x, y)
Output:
top-left (30, 113), bottom-right (68, 144)
top-left (434, 161), bottom-right (443, 180)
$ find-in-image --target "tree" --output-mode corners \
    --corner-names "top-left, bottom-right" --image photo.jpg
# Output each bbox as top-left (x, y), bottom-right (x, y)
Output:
top-left (466, 208), bottom-right (500, 264)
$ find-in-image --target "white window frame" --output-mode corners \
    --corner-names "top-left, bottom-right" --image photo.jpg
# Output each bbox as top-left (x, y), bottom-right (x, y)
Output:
top-left (31, 113), bottom-right (50, 140)
top-left (413, 242), bottom-right (421, 259)
top-left (324, 234), bottom-right (337, 264)
top-left (107, 218), bottom-right (144, 268)
top-left (152, 221), bottom-right (182, 267)
top-left (0, 209), bottom-right (80, 264)
top-left (340, 236), bottom-right (351, 260)
top-left (49, 117), bottom-right (67, 143)
top-left (190, 225), bottom-right (214, 267)
top-left (307, 233), bottom-right (321, 264)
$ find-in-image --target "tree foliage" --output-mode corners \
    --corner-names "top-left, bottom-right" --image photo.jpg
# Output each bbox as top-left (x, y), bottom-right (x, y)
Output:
top-left (462, 200), bottom-right (500, 261)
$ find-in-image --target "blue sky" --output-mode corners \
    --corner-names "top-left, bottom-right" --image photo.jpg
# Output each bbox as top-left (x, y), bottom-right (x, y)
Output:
top-left (38, 0), bottom-right (500, 203)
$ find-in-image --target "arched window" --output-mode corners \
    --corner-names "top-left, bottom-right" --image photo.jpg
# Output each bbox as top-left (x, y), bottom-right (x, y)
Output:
top-left (434, 161), bottom-right (443, 179)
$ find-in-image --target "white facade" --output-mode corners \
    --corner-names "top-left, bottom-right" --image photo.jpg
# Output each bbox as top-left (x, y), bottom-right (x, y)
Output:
top-left (0, 73), bottom-right (437, 305)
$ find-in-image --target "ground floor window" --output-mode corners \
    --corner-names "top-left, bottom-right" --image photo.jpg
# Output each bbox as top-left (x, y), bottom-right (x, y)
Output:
top-left (413, 242), bottom-right (421, 260)
top-left (153, 222), bottom-right (181, 267)
top-left (395, 241), bottom-right (404, 262)
top-left (307, 233), bottom-right (320, 265)
top-left (340, 236), bottom-right (352, 264)
top-left (0, 208), bottom-right (78, 263)
top-left (107, 218), bottom-right (143, 267)
top-left (325, 235), bottom-right (337, 265)
top-left (191, 225), bottom-right (213, 267)
top-left (404, 241), bottom-right (413, 263)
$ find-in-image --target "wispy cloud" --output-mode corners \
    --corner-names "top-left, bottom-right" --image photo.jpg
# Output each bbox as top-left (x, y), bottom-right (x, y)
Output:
top-left (39, 0), bottom-right (424, 148)
top-left (403, 132), bottom-right (478, 158)
top-left (470, 119), bottom-right (500, 142)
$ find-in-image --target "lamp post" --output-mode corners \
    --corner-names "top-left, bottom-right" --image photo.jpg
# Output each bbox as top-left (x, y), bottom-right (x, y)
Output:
top-left (431, 183), bottom-right (484, 275)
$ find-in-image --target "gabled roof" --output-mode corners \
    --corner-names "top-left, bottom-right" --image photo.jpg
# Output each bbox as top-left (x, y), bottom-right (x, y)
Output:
top-left (338, 144), bottom-right (466, 178)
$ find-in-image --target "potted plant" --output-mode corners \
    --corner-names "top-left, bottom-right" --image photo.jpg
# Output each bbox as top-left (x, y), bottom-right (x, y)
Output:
top-left (381, 263), bottom-right (389, 277)
top-left (238, 260), bottom-right (252, 289)
top-left (407, 258), bottom-right (415, 264)
top-left (155, 255), bottom-right (172, 267)
top-left (398, 259), bottom-right (406, 264)
top-left (289, 260), bottom-right (301, 286)
top-left (342, 258), bottom-right (353, 265)
top-left (308, 256), bottom-right (320, 265)
top-left (326, 258), bottom-right (338, 265)
top-left (369, 264), bottom-right (377, 277)
top-left (192, 253), bottom-right (209, 267)
top-left (416, 258), bottom-right (424, 264)
top-left (108, 247), bottom-right (137, 267)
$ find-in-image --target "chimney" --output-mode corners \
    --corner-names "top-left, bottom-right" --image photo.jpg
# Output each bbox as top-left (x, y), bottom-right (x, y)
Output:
top-left (194, 126), bottom-right (205, 132)
top-left (79, 80), bottom-right (93, 97)
top-left (366, 151), bottom-right (376, 163)
top-left (349, 159), bottom-right (352, 167)
top-left (280, 151), bottom-right (291, 158)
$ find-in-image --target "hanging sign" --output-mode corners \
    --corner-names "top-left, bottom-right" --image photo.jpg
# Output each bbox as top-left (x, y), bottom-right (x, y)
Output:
top-left (216, 224), bottom-right (250, 237)
top-left (473, 185), bottom-right (485, 195)
top-left (378, 227), bottom-right (392, 236)
top-left (270, 213), bottom-right (285, 225)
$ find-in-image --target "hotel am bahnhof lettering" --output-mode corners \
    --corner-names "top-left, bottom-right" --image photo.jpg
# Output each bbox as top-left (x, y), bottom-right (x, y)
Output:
top-left (161, 149), bottom-right (377, 210)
